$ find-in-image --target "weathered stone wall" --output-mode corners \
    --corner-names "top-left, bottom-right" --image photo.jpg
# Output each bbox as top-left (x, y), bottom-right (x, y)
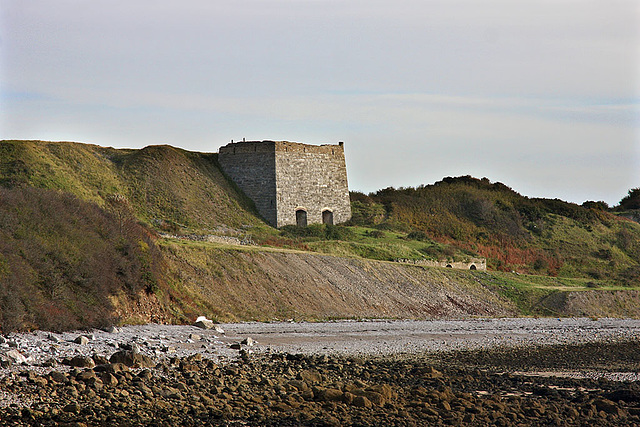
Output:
top-left (217, 140), bottom-right (351, 228)
top-left (274, 141), bottom-right (351, 227)
top-left (397, 258), bottom-right (487, 271)
top-left (218, 142), bottom-right (277, 226)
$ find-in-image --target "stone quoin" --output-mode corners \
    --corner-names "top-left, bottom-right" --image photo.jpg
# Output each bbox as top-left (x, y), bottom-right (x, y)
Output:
top-left (218, 140), bottom-right (351, 228)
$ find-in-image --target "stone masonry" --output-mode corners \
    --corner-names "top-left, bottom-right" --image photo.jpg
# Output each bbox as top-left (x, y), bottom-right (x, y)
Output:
top-left (218, 140), bottom-right (351, 228)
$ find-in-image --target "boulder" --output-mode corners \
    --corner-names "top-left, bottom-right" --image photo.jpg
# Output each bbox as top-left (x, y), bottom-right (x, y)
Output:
top-left (63, 403), bottom-right (81, 413)
top-left (241, 337), bottom-right (255, 346)
top-left (109, 350), bottom-right (155, 368)
top-left (101, 373), bottom-right (119, 387)
top-left (593, 399), bottom-right (622, 416)
top-left (68, 355), bottom-right (96, 369)
top-left (74, 336), bottom-right (89, 345)
top-left (300, 369), bottom-right (322, 384)
top-left (49, 371), bottom-right (68, 383)
top-left (76, 370), bottom-right (97, 382)
top-left (92, 354), bottom-right (110, 365)
top-left (2, 349), bottom-right (28, 365)
top-left (353, 395), bottom-right (372, 408)
top-left (47, 334), bottom-right (61, 343)
top-left (194, 316), bottom-right (214, 329)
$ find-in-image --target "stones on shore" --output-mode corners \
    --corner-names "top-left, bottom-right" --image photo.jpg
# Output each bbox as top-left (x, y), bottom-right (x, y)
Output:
top-left (1, 349), bottom-right (640, 426)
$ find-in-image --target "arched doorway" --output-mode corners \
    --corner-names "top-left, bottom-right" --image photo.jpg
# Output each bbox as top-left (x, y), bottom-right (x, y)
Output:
top-left (322, 210), bottom-right (334, 225)
top-left (470, 264), bottom-right (477, 270)
top-left (296, 209), bottom-right (307, 227)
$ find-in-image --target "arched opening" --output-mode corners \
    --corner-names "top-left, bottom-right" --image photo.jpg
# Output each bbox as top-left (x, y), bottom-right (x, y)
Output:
top-left (296, 209), bottom-right (307, 227)
top-left (322, 210), bottom-right (334, 225)
top-left (469, 264), bottom-right (477, 270)
top-left (446, 264), bottom-right (452, 268)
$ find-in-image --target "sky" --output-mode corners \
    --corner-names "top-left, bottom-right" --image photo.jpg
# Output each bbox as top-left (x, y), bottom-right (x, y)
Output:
top-left (1, 0), bottom-right (639, 206)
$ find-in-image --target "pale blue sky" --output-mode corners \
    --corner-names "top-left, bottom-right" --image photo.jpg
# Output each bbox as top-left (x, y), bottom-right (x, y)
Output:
top-left (1, 0), bottom-right (639, 205)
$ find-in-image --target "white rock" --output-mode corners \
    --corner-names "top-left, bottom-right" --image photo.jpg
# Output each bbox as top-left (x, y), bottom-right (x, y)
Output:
top-left (73, 336), bottom-right (89, 345)
top-left (3, 349), bottom-right (28, 365)
top-left (194, 316), bottom-right (214, 330)
top-left (48, 334), bottom-right (61, 343)
top-left (241, 337), bottom-right (256, 346)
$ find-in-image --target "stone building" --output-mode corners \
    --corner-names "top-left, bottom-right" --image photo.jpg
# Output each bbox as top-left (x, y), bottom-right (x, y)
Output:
top-left (218, 140), bottom-right (351, 228)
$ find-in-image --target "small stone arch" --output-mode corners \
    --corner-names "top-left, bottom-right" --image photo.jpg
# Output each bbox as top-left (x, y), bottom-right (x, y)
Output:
top-left (446, 264), bottom-right (452, 268)
top-left (322, 209), bottom-right (334, 225)
top-left (469, 264), bottom-right (477, 270)
top-left (295, 208), bottom-right (308, 227)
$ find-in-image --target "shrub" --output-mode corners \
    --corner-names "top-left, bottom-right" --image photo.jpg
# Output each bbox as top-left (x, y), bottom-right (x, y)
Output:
top-left (366, 230), bottom-right (386, 239)
top-left (0, 187), bottom-right (166, 332)
top-left (618, 188), bottom-right (640, 210)
top-left (280, 224), bottom-right (354, 241)
top-left (407, 231), bottom-right (429, 241)
top-left (582, 200), bottom-right (609, 211)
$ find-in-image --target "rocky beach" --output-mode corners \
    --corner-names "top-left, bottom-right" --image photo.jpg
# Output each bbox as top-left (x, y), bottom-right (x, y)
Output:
top-left (1, 318), bottom-right (640, 426)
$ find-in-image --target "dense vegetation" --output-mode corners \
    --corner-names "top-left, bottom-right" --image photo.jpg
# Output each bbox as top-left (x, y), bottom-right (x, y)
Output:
top-left (0, 187), bottom-right (163, 331)
top-left (347, 177), bottom-right (640, 284)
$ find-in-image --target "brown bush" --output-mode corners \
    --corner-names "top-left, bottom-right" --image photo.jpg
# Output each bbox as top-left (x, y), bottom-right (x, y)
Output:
top-left (0, 187), bottom-right (164, 332)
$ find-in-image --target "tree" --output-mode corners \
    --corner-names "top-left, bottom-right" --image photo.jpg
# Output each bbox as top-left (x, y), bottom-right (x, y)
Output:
top-left (104, 193), bottom-right (135, 236)
top-left (619, 188), bottom-right (640, 210)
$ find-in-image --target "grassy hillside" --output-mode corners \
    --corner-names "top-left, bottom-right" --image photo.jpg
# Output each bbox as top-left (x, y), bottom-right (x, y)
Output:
top-left (0, 140), bottom-right (263, 232)
top-left (346, 176), bottom-right (640, 284)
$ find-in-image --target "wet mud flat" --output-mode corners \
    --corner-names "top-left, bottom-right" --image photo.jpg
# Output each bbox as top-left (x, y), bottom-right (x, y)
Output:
top-left (0, 319), bottom-right (640, 426)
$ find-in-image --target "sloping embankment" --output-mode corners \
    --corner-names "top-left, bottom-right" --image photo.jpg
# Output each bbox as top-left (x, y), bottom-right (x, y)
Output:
top-left (540, 290), bottom-right (640, 318)
top-left (161, 243), bottom-right (518, 321)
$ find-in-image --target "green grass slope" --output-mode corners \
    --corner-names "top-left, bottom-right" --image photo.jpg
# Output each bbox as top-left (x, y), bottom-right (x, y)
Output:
top-left (0, 140), bottom-right (262, 232)
top-left (348, 176), bottom-right (640, 285)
